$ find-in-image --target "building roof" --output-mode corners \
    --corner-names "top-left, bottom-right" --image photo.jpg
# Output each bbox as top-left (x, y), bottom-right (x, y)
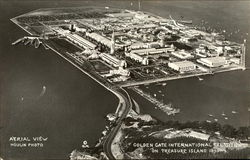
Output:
top-left (169, 61), bottom-right (196, 67)
top-left (87, 32), bottom-right (112, 47)
top-left (188, 131), bottom-right (210, 140)
top-left (200, 56), bottom-right (226, 63)
top-left (106, 12), bottom-right (135, 18)
top-left (171, 50), bottom-right (194, 59)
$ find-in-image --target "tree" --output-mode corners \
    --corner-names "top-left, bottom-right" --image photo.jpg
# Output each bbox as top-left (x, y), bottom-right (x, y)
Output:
top-left (221, 125), bottom-right (236, 138)
top-left (236, 127), bottom-right (250, 139)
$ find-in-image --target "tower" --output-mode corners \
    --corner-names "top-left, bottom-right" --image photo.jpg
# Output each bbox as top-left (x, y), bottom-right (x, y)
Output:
top-left (110, 31), bottom-right (115, 54)
top-left (69, 23), bottom-right (76, 32)
top-left (138, 0), bottom-right (141, 11)
top-left (160, 38), bottom-right (165, 47)
top-left (241, 39), bottom-right (246, 70)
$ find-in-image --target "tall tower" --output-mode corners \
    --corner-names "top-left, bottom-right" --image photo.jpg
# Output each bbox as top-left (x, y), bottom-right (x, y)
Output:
top-left (241, 39), bottom-right (246, 70)
top-left (110, 31), bottom-right (115, 54)
top-left (138, 0), bottom-right (141, 11)
top-left (69, 23), bottom-right (76, 32)
top-left (160, 38), bottom-right (165, 47)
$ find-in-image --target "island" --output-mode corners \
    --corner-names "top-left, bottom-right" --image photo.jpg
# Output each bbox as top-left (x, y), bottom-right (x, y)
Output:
top-left (11, 6), bottom-right (248, 160)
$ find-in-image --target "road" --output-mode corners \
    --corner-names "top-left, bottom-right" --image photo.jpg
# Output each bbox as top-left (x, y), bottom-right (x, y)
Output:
top-left (103, 87), bottom-right (132, 160)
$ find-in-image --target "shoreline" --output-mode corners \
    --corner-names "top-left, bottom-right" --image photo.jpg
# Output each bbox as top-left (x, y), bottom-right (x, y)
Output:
top-left (10, 7), bottom-right (248, 158)
top-left (119, 67), bottom-right (244, 87)
top-left (10, 17), bottom-right (126, 116)
top-left (10, 19), bottom-right (133, 159)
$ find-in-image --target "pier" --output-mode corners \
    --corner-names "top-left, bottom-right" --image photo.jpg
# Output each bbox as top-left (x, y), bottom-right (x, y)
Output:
top-left (129, 86), bottom-right (180, 115)
top-left (12, 36), bottom-right (42, 48)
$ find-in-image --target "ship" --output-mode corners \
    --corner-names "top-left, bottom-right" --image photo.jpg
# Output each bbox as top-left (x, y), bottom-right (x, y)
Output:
top-left (221, 112), bottom-right (226, 116)
top-left (38, 85), bottom-right (46, 98)
top-left (198, 77), bottom-right (204, 81)
top-left (232, 111), bottom-right (237, 114)
top-left (162, 82), bottom-right (167, 86)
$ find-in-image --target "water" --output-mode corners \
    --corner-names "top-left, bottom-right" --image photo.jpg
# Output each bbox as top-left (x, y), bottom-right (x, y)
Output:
top-left (0, 1), bottom-right (120, 159)
top-left (129, 71), bottom-right (250, 127)
top-left (127, 1), bottom-right (250, 127)
top-left (0, 0), bottom-right (250, 159)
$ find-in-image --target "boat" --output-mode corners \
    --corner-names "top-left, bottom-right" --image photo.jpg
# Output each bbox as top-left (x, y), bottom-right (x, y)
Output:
top-left (214, 119), bottom-right (218, 122)
top-left (198, 77), bottom-right (204, 81)
top-left (38, 86), bottom-right (46, 98)
top-left (224, 117), bottom-right (228, 120)
top-left (206, 120), bottom-right (211, 123)
top-left (208, 114), bottom-right (213, 117)
top-left (153, 94), bottom-right (157, 97)
top-left (21, 97), bottom-right (24, 101)
top-left (221, 112), bottom-right (226, 116)
top-left (158, 90), bottom-right (162, 93)
top-left (232, 111), bottom-right (237, 114)
top-left (162, 83), bottom-right (167, 86)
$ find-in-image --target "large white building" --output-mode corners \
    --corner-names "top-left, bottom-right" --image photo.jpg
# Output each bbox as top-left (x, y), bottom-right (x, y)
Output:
top-left (109, 67), bottom-right (130, 76)
top-left (186, 130), bottom-right (210, 141)
top-left (130, 47), bottom-right (174, 56)
top-left (168, 61), bottom-right (196, 72)
top-left (106, 12), bottom-right (135, 18)
top-left (125, 52), bottom-right (149, 65)
top-left (197, 57), bottom-right (227, 67)
top-left (99, 53), bottom-right (127, 68)
top-left (66, 33), bottom-right (97, 49)
top-left (86, 32), bottom-right (112, 48)
top-left (171, 50), bottom-right (194, 59)
top-left (54, 27), bottom-right (96, 49)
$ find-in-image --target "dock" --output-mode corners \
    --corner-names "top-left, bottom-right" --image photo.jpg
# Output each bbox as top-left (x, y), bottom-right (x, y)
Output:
top-left (12, 37), bottom-right (25, 45)
top-left (129, 86), bottom-right (180, 115)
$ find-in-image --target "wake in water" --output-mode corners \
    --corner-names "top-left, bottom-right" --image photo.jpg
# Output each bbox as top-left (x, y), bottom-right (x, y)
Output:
top-left (20, 85), bottom-right (46, 102)
top-left (38, 86), bottom-right (46, 98)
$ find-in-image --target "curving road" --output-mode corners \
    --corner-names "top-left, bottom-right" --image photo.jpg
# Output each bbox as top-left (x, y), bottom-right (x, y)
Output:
top-left (103, 87), bottom-right (132, 160)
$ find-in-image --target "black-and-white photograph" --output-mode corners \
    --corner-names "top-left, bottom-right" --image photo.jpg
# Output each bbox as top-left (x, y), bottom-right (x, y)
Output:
top-left (0, 0), bottom-right (250, 159)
